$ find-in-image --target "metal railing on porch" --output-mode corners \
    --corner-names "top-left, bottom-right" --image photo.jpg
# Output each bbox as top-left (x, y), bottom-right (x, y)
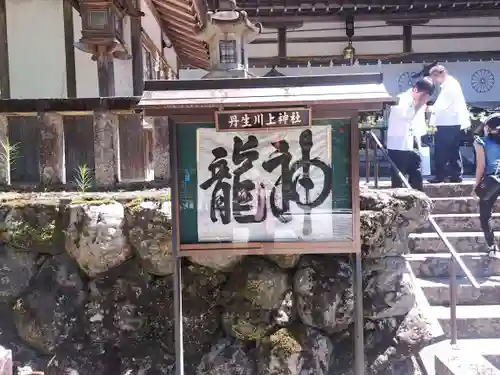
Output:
top-left (363, 129), bottom-right (481, 346)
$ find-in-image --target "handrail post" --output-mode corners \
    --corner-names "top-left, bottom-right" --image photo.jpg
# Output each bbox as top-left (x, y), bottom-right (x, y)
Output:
top-left (374, 134), bottom-right (379, 188)
top-left (364, 131), bottom-right (370, 183)
top-left (449, 256), bottom-right (458, 345)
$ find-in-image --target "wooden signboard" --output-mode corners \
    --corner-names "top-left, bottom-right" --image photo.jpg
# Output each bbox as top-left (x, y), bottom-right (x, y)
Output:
top-left (175, 112), bottom-right (359, 256)
top-left (216, 107), bottom-right (311, 130)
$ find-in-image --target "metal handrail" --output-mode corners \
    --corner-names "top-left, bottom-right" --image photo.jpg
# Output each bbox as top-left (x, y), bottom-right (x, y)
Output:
top-left (367, 130), bottom-right (480, 346)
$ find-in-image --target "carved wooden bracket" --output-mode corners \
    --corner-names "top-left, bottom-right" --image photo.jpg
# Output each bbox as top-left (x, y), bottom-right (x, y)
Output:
top-left (385, 19), bottom-right (430, 26)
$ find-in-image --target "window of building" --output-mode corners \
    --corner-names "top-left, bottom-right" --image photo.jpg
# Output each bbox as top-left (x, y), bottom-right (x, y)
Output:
top-left (144, 49), bottom-right (154, 80)
top-left (142, 31), bottom-right (176, 81)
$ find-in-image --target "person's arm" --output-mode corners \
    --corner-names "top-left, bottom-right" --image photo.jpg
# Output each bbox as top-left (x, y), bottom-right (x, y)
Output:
top-left (456, 85), bottom-right (472, 130)
top-left (432, 84), bottom-right (455, 114)
top-left (390, 97), bottom-right (415, 123)
top-left (474, 140), bottom-right (486, 188)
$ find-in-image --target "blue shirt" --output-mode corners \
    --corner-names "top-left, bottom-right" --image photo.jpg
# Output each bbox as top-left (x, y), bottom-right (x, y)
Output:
top-left (476, 136), bottom-right (500, 175)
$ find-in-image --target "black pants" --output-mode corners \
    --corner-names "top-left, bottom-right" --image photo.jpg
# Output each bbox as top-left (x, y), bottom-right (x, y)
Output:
top-left (388, 149), bottom-right (423, 191)
top-left (434, 125), bottom-right (463, 180)
top-left (479, 189), bottom-right (500, 247)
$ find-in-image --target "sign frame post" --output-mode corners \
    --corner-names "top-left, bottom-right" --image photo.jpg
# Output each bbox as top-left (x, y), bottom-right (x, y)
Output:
top-left (169, 111), bottom-right (364, 375)
top-left (168, 117), bottom-right (185, 375)
top-left (138, 73), bottom-right (395, 375)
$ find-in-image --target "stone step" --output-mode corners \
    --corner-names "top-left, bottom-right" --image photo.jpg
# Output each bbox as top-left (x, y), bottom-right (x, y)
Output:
top-left (433, 304), bottom-right (500, 339)
top-left (417, 276), bottom-right (500, 306)
top-left (457, 339), bottom-right (500, 370)
top-left (434, 343), bottom-right (500, 375)
top-left (432, 197), bottom-right (500, 215)
top-left (424, 181), bottom-right (475, 198)
top-left (409, 231), bottom-right (497, 254)
top-left (407, 253), bottom-right (500, 278)
top-left (362, 179), bottom-right (476, 198)
top-left (417, 213), bottom-right (500, 233)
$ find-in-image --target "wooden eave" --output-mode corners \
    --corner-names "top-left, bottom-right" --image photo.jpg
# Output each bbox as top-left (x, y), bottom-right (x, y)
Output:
top-left (147, 0), bottom-right (210, 69)
top-left (138, 73), bottom-right (395, 111)
top-left (207, 0), bottom-right (500, 21)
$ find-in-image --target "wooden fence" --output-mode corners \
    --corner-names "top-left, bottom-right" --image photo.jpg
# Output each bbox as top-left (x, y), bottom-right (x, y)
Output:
top-left (0, 98), bottom-right (169, 188)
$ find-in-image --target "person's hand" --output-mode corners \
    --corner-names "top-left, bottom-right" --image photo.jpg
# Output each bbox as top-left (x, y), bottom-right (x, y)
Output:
top-left (472, 183), bottom-right (479, 198)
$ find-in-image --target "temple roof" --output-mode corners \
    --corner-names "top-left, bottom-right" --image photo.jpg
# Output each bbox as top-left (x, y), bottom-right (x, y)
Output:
top-left (147, 0), bottom-right (211, 69)
top-left (149, 0), bottom-right (500, 69)
top-left (207, 0), bottom-right (500, 21)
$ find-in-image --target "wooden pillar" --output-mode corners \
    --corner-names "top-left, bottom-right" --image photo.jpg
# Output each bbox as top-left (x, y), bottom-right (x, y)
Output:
top-left (63, 0), bottom-right (77, 98)
top-left (38, 112), bottom-right (66, 185)
top-left (0, 115), bottom-right (9, 184)
top-left (93, 110), bottom-right (120, 185)
top-left (403, 25), bottom-right (412, 53)
top-left (153, 116), bottom-right (169, 181)
top-left (97, 52), bottom-right (115, 97)
top-left (143, 128), bottom-right (154, 181)
top-left (131, 0), bottom-right (144, 95)
top-left (0, 0), bottom-right (10, 98)
top-left (278, 27), bottom-right (287, 67)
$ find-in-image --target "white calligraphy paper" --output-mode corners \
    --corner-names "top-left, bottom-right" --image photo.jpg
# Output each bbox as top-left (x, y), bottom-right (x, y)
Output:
top-left (196, 126), bottom-right (352, 243)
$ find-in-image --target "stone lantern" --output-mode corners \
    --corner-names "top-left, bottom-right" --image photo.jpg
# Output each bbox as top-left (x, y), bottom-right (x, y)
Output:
top-left (196, 0), bottom-right (262, 79)
top-left (75, 0), bottom-right (136, 60)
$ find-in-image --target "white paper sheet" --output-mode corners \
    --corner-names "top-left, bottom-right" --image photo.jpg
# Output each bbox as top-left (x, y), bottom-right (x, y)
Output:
top-left (196, 126), bottom-right (352, 243)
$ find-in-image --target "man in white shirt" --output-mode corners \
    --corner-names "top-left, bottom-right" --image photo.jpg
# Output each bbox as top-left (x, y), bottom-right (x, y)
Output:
top-left (428, 65), bottom-right (471, 183)
top-left (387, 77), bottom-right (435, 191)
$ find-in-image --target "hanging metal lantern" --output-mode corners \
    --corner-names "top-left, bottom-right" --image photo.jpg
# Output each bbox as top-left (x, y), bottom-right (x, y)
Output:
top-left (75, 0), bottom-right (132, 60)
top-left (343, 15), bottom-right (356, 65)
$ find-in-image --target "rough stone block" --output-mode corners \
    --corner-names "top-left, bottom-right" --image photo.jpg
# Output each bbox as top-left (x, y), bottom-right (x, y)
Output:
top-left (93, 111), bottom-right (120, 186)
top-left (38, 112), bottom-right (66, 185)
top-left (0, 115), bottom-right (9, 185)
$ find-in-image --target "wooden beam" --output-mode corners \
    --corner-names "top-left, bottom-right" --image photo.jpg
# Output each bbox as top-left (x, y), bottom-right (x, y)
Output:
top-left (0, 0), bottom-right (10, 98)
top-left (70, 0), bottom-right (80, 13)
top-left (191, 0), bottom-right (209, 25)
top-left (403, 25), bottom-right (412, 53)
top-left (178, 52), bottom-right (210, 68)
top-left (249, 9), bottom-right (500, 23)
top-left (164, 32), bottom-right (208, 54)
top-left (167, 44), bottom-right (207, 60)
top-left (386, 19), bottom-right (429, 26)
top-left (247, 51), bottom-right (500, 67)
top-left (152, 0), bottom-right (196, 21)
top-left (162, 0), bottom-right (193, 12)
top-left (131, 0), bottom-right (144, 95)
top-left (252, 31), bottom-right (500, 45)
top-left (63, 0), bottom-right (77, 98)
top-left (142, 0), bottom-right (170, 42)
top-left (156, 9), bottom-right (198, 34)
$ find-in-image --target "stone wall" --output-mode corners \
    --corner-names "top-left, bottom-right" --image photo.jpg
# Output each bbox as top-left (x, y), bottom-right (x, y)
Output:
top-left (0, 188), bottom-right (432, 375)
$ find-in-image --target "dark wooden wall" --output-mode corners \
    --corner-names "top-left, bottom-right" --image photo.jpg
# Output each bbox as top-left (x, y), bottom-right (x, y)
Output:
top-left (9, 117), bottom-right (40, 183)
top-left (5, 113), bottom-right (149, 184)
top-left (64, 115), bottom-right (95, 182)
top-left (119, 114), bottom-right (147, 181)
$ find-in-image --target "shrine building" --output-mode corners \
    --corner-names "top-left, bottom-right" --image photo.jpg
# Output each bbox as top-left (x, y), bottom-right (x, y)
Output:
top-left (169, 0), bottom-right (500, 108)
top-left (0, 0), bottom-right (499, 186)
top-left (0, 0), bottom-right (499, 106)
